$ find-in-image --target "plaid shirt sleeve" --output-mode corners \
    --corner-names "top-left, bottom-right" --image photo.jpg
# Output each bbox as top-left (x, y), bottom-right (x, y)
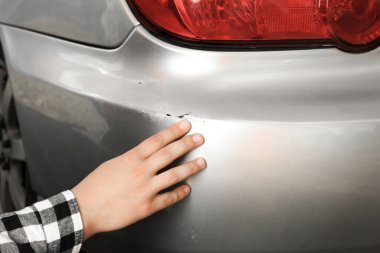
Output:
top-left (0, 190), bottom-right (84, 253)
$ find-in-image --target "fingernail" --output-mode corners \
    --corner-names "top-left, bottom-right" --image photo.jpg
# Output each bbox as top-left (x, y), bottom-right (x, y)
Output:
top-left (192, 134), bottom-right (204, 144)
top-left (179, 120), bottom-right (191, 130)
top-left (196, 158), bottom-right (206, 168)
top-left (183, 185), bottom-right (191, 194)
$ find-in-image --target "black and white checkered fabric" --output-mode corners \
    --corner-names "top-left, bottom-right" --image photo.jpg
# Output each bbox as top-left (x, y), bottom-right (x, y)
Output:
top-left (0, 190), bottom-right (83, 253)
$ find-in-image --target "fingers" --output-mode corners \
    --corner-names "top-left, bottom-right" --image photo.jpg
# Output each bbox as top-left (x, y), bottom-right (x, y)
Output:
top-left (151, 185), bottom-right (191, 212)
top-left (133, 120), bottom-right (192, 159)
top-left (144, 133), bottom-right (205, 174)
top-left (152, 158), bottom-right (206, 193)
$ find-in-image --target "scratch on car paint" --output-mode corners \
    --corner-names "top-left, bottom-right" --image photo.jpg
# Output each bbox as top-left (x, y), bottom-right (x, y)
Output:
top-left (165, 112), bottom-right (191, 119)
top-left (142, 110), bottom-right (206, 123)
top-left (190, 230), bottom-right (200, 243)
top-left (177, 113), bottom-right (191, 119)
top-left (137, 80), bottom-right (154, 86)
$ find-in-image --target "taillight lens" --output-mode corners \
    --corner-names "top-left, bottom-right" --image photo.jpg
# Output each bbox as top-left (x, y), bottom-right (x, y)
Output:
top-left (329, 0), bottom-right (380, 46)
top-left (128, 0), bottom-right (380, 51)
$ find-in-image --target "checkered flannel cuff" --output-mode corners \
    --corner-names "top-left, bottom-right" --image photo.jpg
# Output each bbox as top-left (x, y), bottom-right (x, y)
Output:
top-left (0, 190), bottom-right (84, 253)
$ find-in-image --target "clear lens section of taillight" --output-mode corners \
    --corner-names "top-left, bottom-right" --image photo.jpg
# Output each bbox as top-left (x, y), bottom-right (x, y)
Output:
top-left (129, 0), bottom-right (380, 51)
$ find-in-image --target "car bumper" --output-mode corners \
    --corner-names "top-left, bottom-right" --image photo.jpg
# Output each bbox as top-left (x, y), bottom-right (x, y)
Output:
top-left (2, 24), bottom-right (380, 252)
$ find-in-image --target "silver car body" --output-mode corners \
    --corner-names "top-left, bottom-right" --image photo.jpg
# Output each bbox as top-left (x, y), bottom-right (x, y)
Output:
top-left (1, 0), bottom-right (380, 252)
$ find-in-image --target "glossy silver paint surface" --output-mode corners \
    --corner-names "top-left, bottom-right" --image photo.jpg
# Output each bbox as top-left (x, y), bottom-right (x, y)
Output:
top-left (1, 23), bottom-right (380, 252)
top-left (0, 0), bottom-right (138, 47)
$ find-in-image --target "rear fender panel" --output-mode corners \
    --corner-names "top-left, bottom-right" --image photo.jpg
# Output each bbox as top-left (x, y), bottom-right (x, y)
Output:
top-left (2, 24), bottom-right (380, 252)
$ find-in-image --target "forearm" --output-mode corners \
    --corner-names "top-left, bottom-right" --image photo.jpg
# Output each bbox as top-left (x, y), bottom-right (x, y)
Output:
top-left (0, 190), bottom-right (83, 253)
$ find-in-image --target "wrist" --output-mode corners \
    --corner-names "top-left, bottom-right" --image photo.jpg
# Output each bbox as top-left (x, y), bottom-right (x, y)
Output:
top-left (71, 186), bottom-right (97, 240)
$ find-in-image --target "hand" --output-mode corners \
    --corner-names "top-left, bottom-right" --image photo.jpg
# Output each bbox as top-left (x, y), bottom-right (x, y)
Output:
top-left (72, 120), bottom-right (206, 240)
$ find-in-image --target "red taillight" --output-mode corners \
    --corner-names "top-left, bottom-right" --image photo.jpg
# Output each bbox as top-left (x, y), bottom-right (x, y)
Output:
top-left (128, 0), bottom-right (380, 51)
top-left (329, 0), bottom-right (380, 46)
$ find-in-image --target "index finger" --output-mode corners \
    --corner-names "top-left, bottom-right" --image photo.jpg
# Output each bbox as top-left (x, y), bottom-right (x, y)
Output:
top-left (133, 120), bottom-right (192, 159)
